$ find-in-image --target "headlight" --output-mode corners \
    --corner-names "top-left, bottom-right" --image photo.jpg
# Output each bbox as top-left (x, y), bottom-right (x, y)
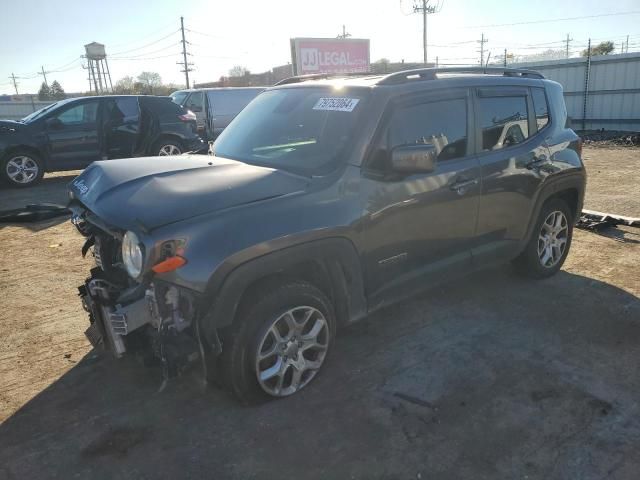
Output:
top-left (122, 231), bottom-right (144, 278)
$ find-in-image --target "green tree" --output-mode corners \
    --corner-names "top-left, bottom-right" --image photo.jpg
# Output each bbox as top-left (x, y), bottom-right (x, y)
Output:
top-left (37, 82), bottom-right (51, 100)
top-left (137, 72), bottom-right (162, 94)
top-left (582, 41), bottom-right (614, 57)
top-left (50, 80), bottom-right (65, 100)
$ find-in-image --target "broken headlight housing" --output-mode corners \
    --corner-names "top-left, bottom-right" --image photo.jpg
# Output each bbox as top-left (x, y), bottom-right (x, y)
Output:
top-left (122, 230), bottom-right (144, 279)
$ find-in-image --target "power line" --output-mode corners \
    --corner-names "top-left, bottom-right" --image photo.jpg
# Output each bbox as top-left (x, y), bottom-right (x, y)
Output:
top-left (110, 43), bottom-right (180, 59)
top-left (463, 10), bottom-right (640, 29)
top-left (110, 29), bottom-right (180, 56)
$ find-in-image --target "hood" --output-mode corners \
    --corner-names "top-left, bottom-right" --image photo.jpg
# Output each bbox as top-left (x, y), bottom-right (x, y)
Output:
top-left (0, 120), bottom-right (25, 133)
top-left (69, 155), bottom-right (309, 231)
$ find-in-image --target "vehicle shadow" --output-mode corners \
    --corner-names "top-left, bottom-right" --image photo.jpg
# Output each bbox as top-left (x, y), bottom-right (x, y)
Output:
top-left (1, 268), bottom-right (639, 479)
top-left (0, 173), bottom-right (78, 231)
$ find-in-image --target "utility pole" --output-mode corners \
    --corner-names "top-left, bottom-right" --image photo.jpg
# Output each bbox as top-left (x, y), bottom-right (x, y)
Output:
top-left (477, 33), bottom-right (488, 65)
top-left (626, 34), bottom-right (629, 53)
top-left (337, 25), bottom-right (351, 39)
top-left (582, 38), bottom-right (591, 131)
top-left (178, 16), bottom-right (193, 89)
top-left (39, 66), bottom-right (49, 88)
top-left (503, 48), bottom-right (507, 67)
top-left (9, 73), bottom-right (18, 95)
top-left (412, 0), bottom-right (441, 64)
top-left (564, 33), bottom-right (573, 59)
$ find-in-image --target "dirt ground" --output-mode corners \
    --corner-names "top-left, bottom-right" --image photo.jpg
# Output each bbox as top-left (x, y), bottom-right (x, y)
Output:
top-left (0, 147), bottom-right (638, 479)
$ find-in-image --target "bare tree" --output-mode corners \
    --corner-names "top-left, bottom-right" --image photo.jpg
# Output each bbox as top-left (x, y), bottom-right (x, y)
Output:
top-left (137, 72), bottom-right (162, 94)
top-left (229, 65), bottom-right (250, 77)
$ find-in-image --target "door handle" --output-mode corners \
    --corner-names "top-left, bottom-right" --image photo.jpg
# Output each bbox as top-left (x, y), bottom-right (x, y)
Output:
top-left (449, 178), bottom-right (478, 194)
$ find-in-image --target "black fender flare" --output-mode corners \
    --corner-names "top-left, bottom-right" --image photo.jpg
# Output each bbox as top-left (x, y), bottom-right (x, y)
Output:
top-left (518, 171), bottom-right (586, 252)
top-left (199, 237), bottom-right (367, 343)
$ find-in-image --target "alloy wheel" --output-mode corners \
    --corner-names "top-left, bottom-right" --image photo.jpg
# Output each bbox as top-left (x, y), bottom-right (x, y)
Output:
top-left (6, 155), bottom-right (39, 184)
top-left (255, 306), bottom-right (329, 397)
top-left (538, 210), bottom-right (568, 268)
top-left (158, 144), bottom-right (181, 156)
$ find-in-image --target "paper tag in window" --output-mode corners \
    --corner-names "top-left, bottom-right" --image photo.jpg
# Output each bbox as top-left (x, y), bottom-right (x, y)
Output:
top-left (312, 97), bottom-right (360, 112)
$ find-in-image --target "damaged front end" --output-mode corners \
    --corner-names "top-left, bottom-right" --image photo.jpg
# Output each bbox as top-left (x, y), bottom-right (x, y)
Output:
top-left (72, 210), bottom-right (204, 378)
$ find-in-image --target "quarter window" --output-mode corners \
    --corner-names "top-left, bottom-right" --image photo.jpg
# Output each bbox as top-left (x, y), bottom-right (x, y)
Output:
top-left (186, 92), bottom-right (204, 112)
top-left (388, 98), bottom-right (468, 161)
top-left (531, 88), bottom-right (550, 131)
top-left (55, 101), bottom-right (98, 126)
top-left (478, 96), bottom-right (529, 151)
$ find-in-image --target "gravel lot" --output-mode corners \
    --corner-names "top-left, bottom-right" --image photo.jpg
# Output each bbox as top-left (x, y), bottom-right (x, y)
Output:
top-left (0, 147), bottom-right (638, 479)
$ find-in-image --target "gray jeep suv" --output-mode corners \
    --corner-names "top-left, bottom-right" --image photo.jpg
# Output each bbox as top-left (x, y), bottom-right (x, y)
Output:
top-left (68, 67), bottom-right (586, 404)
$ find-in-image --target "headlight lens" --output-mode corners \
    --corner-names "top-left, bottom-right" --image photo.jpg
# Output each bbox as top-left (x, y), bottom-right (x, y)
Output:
top-left (122, 231), bottom-right (144, 278)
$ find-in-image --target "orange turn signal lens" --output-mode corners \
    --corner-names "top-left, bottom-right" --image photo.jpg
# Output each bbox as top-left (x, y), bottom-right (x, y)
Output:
top-left (152, 255), bottom-right (187, 274)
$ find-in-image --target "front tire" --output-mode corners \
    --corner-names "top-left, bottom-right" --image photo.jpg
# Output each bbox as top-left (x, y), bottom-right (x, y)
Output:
top-left (219, 280), bottom-right (336, 405)
top-left (2, 151), bottom-right (44, 187)
top-left (513, 198), bottom-right (574, 278)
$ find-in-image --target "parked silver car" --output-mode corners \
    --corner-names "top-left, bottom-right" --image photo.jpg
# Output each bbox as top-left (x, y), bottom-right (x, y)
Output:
top-left (171, 87), bottom-right (264, 141)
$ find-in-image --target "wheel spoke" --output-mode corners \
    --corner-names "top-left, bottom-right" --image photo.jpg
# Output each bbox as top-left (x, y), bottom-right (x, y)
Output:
top-left (259, 357), bottom-right (283, 381)
top-left (290, 365), bottom-right (304, 389)
top-left (302, 317), bottom-right (325, 342)
top-left (540, 246), bottom-right (552, 266)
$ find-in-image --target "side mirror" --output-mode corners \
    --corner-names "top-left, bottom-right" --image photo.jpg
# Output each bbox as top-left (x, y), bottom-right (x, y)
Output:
top-left (390, 144), bottom-right (437, 174)
top-left (46, 117), bottom-right (63, 130)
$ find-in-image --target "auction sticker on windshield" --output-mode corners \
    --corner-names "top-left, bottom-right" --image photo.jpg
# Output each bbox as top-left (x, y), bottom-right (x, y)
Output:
top-left (313, 97), bottom-right (360, 112)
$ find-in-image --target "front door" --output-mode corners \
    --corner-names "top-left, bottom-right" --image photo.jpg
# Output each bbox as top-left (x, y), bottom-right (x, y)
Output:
top-left (46, 99), bottom-right (101, 169)
top-left (471, 87), bottom-right (549, 265)
top-left (359, 90), bottom-right (481, 308)
top-left (185, 91), bottom-right (207, 139)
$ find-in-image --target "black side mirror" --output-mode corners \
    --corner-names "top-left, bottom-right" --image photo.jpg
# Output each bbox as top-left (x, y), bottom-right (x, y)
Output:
top-left (46, 117), bottom-right (63, 130)
top-left (390, 144), bottom-right (438, 174)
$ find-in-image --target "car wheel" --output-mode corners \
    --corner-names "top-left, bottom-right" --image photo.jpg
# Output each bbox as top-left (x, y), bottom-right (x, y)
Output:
top-left (154, 140), bottom-right (183, 156)
top-left (219, 280), bottom-right (335, 404)
top-left (2, 151), bottom-right (44, 187)
top-left (513, 198), bottom-right (573, 278)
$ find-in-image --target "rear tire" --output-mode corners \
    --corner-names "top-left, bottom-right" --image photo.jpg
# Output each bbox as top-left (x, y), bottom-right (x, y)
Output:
top-left (153, 138), bottom-right (183, 156)
top-left (513, 198), bottom-right (574, 279)
top-left (2, 151), bottom-right (44, 188)
top-left (219, 280), bottom-right (336, 405)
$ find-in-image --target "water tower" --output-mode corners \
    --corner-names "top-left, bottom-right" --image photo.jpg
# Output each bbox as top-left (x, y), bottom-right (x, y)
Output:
top-left (84, 42), bottom-right (113, 94)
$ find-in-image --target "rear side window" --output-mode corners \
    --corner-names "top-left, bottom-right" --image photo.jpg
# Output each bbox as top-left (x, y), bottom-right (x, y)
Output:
top-left (388, 98), bottom-right (468, 161)
top-left (478, 96), bottom-right (529, 151)
top-left (185, 92), bottom-right (204, 112)
top-left (139, 96), bottom-right (185, 115)
top-left (111, 97), bottom-right (139, 123)
top-left (208, 90), bottom-right (262, 115)
top-left (531, 88), bottom-right (550, 131)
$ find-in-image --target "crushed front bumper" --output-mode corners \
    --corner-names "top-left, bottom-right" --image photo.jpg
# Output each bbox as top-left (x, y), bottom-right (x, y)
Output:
top-left (79, 274), bottom-right (156, 358)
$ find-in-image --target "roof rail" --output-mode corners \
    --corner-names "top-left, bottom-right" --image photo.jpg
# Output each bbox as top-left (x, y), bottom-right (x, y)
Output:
top-left (377, 67), bottom-right (544, 85)
top-left (274, 72), bottom-right (376, 86)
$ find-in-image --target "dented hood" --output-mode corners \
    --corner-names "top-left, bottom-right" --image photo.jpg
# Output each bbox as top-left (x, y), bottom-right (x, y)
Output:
top-left (68, 155), bottom-right (308, 230)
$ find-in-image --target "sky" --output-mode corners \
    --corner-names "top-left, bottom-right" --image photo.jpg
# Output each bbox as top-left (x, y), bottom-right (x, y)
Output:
top-left (1, 0), bottom-right (639, 95)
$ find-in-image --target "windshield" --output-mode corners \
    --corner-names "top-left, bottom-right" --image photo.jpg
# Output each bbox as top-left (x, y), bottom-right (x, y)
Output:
top-left (170, 91), bottom-right (189, 106)
top-left (21, 100), bottom-right (66, 123)
top-left (213, 87), bottom-right (368, 175)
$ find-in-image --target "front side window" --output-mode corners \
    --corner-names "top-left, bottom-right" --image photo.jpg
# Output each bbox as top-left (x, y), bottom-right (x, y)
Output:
top-left (55, 101), bottom-right (98, 126)
top-left (186, 92), bottom-right (204, 112)
top-left (388, 98), bottom-right (468, 161)
top-left (478, 96), bottom-right (529, 150)
top-left (531, 88), bottom-right (550, 131)
top-left (208, 90), bottom-right (262, 115)
top-left (170, 91), bottom-right (189, 106)
top-left (213, 88), bottom-right (368, 175)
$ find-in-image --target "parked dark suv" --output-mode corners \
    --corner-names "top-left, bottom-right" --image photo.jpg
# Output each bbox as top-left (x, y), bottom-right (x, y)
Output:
top-left (1, 95), bottom-right (204, 187)
top-left (68, 68), bottom-right (586, 404)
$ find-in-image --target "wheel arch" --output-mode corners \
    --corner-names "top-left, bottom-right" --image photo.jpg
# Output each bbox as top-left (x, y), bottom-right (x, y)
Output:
top-left (150, 134), bottom-right (184, 155)
top-left (2, 144), bottom-right (46, 168)
top-left (199, 237), bottom-right (367, 344)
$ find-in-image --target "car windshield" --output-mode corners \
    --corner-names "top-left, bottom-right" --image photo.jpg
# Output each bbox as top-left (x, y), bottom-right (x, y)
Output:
top-left (213, 87), bottom-right (369, 176)
top-left (170, 91), bottom-right (189, 105)
top-left (21, 98), bottom-right (73, 123)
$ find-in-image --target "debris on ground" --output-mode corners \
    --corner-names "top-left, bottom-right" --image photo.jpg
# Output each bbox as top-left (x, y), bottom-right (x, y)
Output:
top-left (0, 203), bottom-right (70, 223)
top-left (579, 130), bottom-right (640, 147)
top-left (577, 209), bottom-right (640, 232)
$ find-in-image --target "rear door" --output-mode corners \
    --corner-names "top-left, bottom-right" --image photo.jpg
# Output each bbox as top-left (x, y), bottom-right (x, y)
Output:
top-left (360, 89), bottom-right (481, 306)
top-left (103, 97), bottom-right (140, 159)
top-left (46, 99), bottom-right (102, 169)
top-left (472, 86), bottom-right (549, 265)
